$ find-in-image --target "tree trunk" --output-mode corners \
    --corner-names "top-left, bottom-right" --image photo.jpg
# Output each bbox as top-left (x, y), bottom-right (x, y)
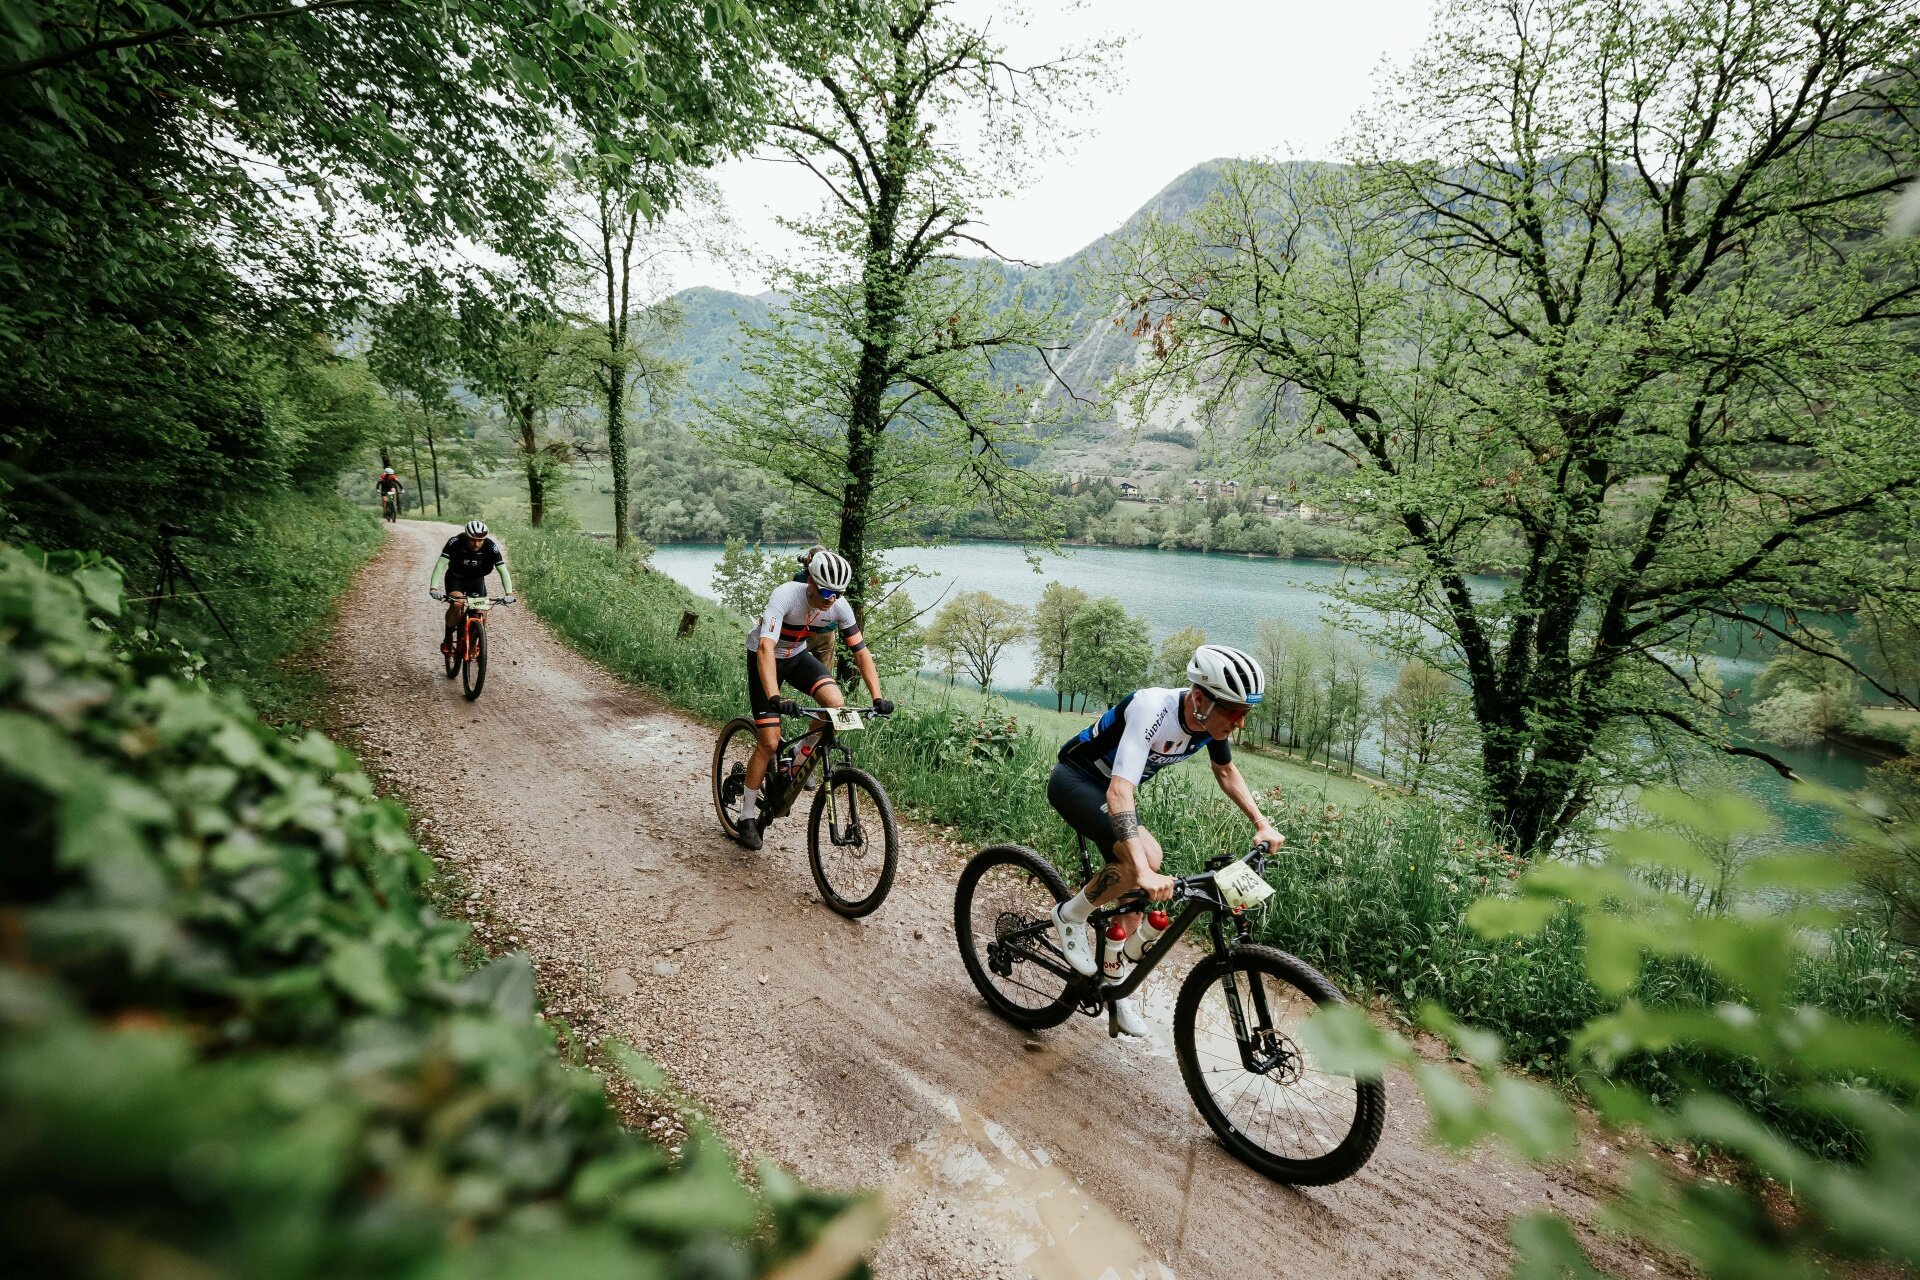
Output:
top-left (403, 419), bottom-right (426, 517)
top-left (607, 365), bottom-right (628, 549)
top-left (518, 400), bottom-right (545, 527)
top-left (423, 415), bottom-right (443, 517)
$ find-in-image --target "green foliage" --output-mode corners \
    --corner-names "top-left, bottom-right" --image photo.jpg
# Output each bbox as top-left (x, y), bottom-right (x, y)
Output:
top-left (702, 0), bottom-right (1110, 606)
top-left (0, 542), bottom-right (870, 1277)
top-left (1110, 0), bottom-right (1920, 852)
top-left (923, 591), bottom-right (1028, 692)
top-left (1028, 581), bottom-right (1089, 710)
top-left (1062, 597), bottom-right (1151, 710)
top-left (1152, 625), bottom-right (1207, 687)
top-left (1305, 790), bottom-right (1920, 1278)
top-left (712, 539), bottom-right (795, 618)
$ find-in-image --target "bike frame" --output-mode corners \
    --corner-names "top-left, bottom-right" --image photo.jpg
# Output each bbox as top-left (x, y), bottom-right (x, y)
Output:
top-left (993, 844), bottom-right (1287, 1074)
top-left (449, 593), bottom-right (491, 660)
top-left (765, 706), bottom-right (884, 824)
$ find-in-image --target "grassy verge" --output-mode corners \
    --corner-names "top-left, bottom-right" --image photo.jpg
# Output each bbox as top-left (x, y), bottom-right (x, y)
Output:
top-left (509, 522), bottom-right (1920, 1158)
top-left (136, 489), bottom-right (385, 724)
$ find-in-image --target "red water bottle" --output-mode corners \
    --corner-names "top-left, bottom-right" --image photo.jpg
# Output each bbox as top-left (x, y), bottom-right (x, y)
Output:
top-left (1101, 921), bottom-right (1129, 982)
top-left (1123, 910), bottom-right (1171, 963)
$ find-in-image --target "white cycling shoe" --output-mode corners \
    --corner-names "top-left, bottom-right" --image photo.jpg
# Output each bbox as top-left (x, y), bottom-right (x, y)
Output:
top-left (1050, 905), bottom-right (1098, 976)
top-left (1107, 994), bottom-right (1149, 1039)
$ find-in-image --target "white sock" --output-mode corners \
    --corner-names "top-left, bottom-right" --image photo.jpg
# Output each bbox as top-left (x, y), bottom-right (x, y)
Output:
top-left (739, 787), bottom-right (761, 820)
top-left (1057, 891), bottom-right (1093, 924)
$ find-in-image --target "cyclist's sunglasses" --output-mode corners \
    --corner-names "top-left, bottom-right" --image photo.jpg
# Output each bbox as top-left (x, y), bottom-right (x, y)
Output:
top-left (1210, 699), bottom-right (1252, 727)
top-left (816, 587), bottom-right (841, 601)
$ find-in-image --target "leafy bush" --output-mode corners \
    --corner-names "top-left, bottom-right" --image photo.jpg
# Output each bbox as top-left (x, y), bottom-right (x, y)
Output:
top-left (1308, 790), bottom-right (1920, 1278)
top-left (0, 542), bottom-right (870, 1278)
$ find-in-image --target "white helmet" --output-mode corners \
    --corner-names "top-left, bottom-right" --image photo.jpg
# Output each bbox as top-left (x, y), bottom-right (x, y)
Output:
top-left (1187, 644), bottom-right (1264, 706)
top-left (806, 550), bottom-right (853, 593)
top-left (463, 520), bottom-right (489, 538)
top-left (382, 467), bottom-right (395, 475)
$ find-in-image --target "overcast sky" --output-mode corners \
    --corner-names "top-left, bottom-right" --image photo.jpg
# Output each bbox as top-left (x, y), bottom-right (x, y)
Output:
top-left (689, 0), bottom-right (1439, 294)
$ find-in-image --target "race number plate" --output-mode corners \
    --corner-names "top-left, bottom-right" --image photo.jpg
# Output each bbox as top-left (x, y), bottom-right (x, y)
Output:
top-left (827, 707), bottom-right (864, 732)
top-left (1214, 861), bottom-right (1274, 909)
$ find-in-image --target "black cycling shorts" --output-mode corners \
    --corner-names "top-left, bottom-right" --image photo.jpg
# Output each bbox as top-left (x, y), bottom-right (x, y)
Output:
top-left (1048, 762), bottom-right (1118, 864)
top-left (444, 573), bottom-right (487, 598)
top-left (747, 650), bottom-right (836, 729)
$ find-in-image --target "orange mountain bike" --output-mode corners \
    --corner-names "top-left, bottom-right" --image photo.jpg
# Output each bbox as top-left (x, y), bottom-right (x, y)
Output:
top-left (442, 593), bottom-right (511, 701)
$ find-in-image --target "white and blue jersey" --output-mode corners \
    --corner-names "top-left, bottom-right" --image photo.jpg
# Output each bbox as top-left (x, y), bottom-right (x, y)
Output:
top-left (1058, 686), bottom-right (1231, 785)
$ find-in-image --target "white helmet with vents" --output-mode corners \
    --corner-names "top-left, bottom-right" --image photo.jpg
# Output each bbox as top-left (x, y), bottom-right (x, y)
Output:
top-left (1187, 644), bottom-right (1264, 706)
top-left (806, 550), bottom-right (853, 593)
top-left (463, 520), bottom-right (489, 538)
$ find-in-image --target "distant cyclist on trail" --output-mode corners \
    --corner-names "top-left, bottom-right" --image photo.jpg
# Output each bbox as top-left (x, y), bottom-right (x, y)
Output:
top-left (1048, 644), bottom-right (1284, 1038)
top-left (736, 549), bottom-right (891, 851)
top-left (377, 467), bottom-right (405, 515)
top-left (428, 520), bottom-right (516, 654)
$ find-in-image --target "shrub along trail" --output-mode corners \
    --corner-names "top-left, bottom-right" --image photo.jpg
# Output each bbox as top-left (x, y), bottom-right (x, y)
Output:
top-left (324, 522), bottom-right (1669, 1280)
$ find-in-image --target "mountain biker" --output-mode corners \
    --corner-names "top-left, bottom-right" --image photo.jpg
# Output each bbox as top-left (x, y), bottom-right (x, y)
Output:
top-left (793, 545), bottom-right (837, 665)
top-left (1047, 644), bottom-right (1284, 1038)
top-left (736, 549), bottom-right (891, 851)
top-left (428, 520), bottom-right (516, 653)
top-left (377, 467), bottom-right (405, 513)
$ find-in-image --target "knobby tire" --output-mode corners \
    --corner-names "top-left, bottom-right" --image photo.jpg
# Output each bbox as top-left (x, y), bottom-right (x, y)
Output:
top-left (1173, 944), bottom-right (1385, 1185)
top-left (806, 765), bottom-right (898, 917)
top-left (953, 844), bottom-right (1077, 1030)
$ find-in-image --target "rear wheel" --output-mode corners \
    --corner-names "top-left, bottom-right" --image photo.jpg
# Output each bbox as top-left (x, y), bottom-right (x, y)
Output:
top-left (953, 844), bottom-right (1078, 1030)
top-left (1173, 944), bottom-right (1385, 1185)
top-left (462, 622), bottom-right (487, 701)
top-left (710, 718), bottom-right (759, 840)
top-left (806, 766), bottom-right (898, 917)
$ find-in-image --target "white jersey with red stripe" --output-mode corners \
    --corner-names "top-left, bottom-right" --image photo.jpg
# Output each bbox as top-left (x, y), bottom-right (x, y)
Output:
top-left (746, 580), bottom-right (861, 658)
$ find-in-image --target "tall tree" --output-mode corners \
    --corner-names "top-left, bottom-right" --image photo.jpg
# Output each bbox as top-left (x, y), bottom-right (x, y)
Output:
top-left (707, 0), bottom-right (1110, 618)
top-left (923, 590), bottom-right (1028, 691)
top-left (1029, 582), bottom-right (1090, 711)
top-left (1153, 625), bottom-right (1208, 687)
top-left (458, 305), bottom-right (597, 527)
top-left (1, 0), bottom-right (778, 552)
top-left (1113, 0), bottom-right (1920, 851)
top-left (1063, 598), bottom-right (1151, 712)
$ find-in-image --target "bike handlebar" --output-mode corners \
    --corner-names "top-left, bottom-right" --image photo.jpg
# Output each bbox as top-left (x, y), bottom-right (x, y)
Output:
top-left (1113, 841), bottom-right (1274, 911)
top-left (784, 703), bottom-right (892, 721)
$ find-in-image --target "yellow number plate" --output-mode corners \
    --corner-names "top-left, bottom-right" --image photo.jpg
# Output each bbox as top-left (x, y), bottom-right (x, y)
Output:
top-left (827, 707), bottom-right (864, 732)
top-left (1214, 862), bottom-right (1273, 909)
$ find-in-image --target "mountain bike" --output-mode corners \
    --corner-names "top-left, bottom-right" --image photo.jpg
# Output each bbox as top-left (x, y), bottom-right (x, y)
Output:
top-left (441, 592), bottom-right (510, 701)
top-left (381, 490), bottom-right (401, 523)
top-left (711, 705), bottom-right (898, 917)
top-left (953, 837), bottom-right (1386, 1185)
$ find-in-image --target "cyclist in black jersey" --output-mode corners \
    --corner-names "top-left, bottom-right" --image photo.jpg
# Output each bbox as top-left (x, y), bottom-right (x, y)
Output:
top-left (427, 520), bottom-right (516, 653)
top-left (1048, 644), bottom-right (1283, 1037)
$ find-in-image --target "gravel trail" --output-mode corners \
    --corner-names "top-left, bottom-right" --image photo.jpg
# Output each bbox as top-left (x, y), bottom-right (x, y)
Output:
top-left (322, 522), bottom-right (1669, 1280)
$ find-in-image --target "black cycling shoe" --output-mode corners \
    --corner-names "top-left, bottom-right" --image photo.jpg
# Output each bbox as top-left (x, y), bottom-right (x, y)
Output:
top-left (736, 816), bottom-right (764, 851)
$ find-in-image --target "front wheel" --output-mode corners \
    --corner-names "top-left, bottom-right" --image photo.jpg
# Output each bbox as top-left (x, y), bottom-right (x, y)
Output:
top-left (443, 623), bottom-right (459, 679)
top-left (953, 844), bottom-right (1077, 1030)
top-left (1173, 944), bottom-right (1385, 1185)
top-left (461, 622), bottom-right (487, 701)
top-left (806, 766), bottom-right (898, 917)
top-left (711, 717), bottom-right (759, 840)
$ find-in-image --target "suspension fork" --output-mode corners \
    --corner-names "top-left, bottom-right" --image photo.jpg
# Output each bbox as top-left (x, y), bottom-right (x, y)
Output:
top-left (1209, 912), bottom-right (1278, 1072)
top-left (822, 739), bottom-right (859, 841)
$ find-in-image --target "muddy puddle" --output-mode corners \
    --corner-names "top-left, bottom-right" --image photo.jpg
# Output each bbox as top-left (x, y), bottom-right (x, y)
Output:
top-left (893, 1089), bottom-right (1176, 1280)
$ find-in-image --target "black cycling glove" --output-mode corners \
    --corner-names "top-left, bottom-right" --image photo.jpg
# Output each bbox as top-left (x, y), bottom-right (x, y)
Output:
top-left (775, 697), bottom-right (801, 718)
top-left (872, 697), bottom-right (894, 715)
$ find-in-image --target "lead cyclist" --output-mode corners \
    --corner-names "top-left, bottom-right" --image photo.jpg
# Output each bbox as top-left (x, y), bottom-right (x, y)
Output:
top-left (1047, 644), bottom-right (1284, 1037)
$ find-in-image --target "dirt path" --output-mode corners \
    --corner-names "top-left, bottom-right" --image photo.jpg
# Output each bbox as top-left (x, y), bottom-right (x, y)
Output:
top-left (323, 522), bottom-right (1667, 1280)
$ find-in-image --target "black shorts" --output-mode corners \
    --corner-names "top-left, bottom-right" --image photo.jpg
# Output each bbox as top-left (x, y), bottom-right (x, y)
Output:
top-left (1048, 762), bottom-right (1118, 864)
top-left (747, 650), bottom-right (836, 729)
top-left (444, 573), bottom-right (487, 598)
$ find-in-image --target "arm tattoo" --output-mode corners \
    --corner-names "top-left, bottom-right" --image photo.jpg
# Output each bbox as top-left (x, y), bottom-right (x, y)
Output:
top-left (1110, 809), bottom-right (1141, 842)
top-left (1085, 865), bottom-right (1123, 900)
